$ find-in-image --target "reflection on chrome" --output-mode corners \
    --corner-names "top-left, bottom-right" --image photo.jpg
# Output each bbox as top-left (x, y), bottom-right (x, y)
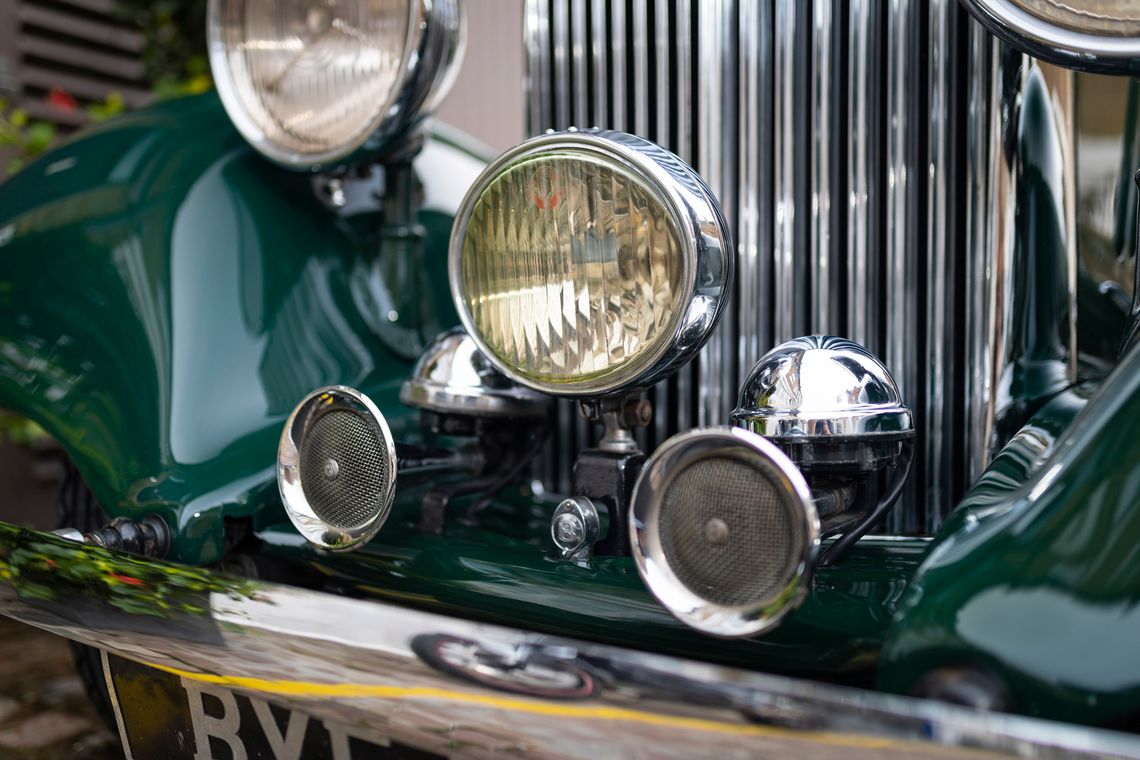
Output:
top-left (2, 524), bottom-right (1135, 758)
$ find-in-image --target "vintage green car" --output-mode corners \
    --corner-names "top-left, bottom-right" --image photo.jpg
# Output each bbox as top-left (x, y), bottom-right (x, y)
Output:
top-left (2, 0), bottom-right (1140, 757)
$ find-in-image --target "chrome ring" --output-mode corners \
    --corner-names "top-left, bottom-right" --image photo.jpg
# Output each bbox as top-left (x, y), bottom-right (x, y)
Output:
top-left (277, 385), bottom-right (397, 551)
top-left (629, 427), bottom-right (820, 638)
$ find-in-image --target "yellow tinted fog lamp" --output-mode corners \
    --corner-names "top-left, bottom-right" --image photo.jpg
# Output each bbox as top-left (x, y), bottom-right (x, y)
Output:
top-left (449, 129), bottom-right (733, 397)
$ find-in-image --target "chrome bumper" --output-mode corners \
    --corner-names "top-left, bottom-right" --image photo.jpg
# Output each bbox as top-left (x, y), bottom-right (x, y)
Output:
top-left (0, 522), bottom-right (1136, 759)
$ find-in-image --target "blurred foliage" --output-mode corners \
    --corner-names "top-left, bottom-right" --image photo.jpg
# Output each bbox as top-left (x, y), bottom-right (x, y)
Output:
top-left (2, 1), bottom-right (210, 176)
top-left (0, 92), bottom-right (127, 175)
top-left (0, 522), bottom-right (259, 617)
top-left (114, 0), bottom-right (212, 99)
top-left (0, 99), bottom-right (55, 176)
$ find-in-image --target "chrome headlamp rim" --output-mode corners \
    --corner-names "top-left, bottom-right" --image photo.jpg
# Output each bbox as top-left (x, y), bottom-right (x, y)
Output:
top-left (207, 0), bottom-right (465, 170)
top-left (277, 385), bottom-right (396, 551)
top-left (960, 0), bottom-right (1140, 74)
top-left (448, 129), bottom-right (733, 397)
top-left (629, 427), bottom-right (820, 638)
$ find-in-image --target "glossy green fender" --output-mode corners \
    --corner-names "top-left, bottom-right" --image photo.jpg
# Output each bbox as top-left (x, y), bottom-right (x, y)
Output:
top-left (0, 93), bottom-right (480, 564)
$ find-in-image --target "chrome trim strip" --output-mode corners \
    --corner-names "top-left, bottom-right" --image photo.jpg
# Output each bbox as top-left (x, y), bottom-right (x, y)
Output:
top-left (885, 0), bottom-right (919, 530)
top-left (654, 0), bottom-right (671, 150)
top-left (571, 0), bottom-right (588, 126)
top-left (589, 0), bottom-right (608, 127)
top-left (965, 20), bottom-right (993, 483)
top-left (737, 0), bottom-right (767, 386)
top-left (926, 0), bottom-right (950, 526)
top-left (552, 0), bottom-right (570, 130)
top-left (811, 0), bottom-right (833, 335)
top-left (847, 0), bottom-right (869, 349)
top-left (632, 0), bottom-right (649, 137)
top-left (610, 0), bottom-right (627, 131)
top-left (696, 0), bottom-right (736, 427)
top-left (674, 0), bottom-right (693, 433)
top-left (773, 0), bottom-right (799, 345)
top-left (523, 0), bottom-right (551, 135)
top-left (3, 527), bottom-right (1138, 759)
top-left (653, 0), bottom-right (673, 446)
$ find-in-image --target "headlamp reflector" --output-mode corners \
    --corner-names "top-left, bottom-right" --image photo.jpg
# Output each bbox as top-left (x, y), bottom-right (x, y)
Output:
top-left (208, 0), bottom-right (463, 168)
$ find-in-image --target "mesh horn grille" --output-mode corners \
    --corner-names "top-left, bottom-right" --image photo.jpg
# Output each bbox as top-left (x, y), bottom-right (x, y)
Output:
top-left (658, 454), bottom-right (806, 609)
top-left (299, 408), bottom-right (389, 530)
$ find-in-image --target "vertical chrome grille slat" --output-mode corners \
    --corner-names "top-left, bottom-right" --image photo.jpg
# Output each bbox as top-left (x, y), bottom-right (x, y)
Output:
top-left (632, 0), bottom-right (649, 138)
top-left (551, 0), bottom-right (570, 130)
top-left (524, 1), bottom-right (551, 136)
top-left (590, 0), bottom-right (608, 126)
top-left (773, 0), bottom-right (805, 345)
top-left (884, 0), bottom-right (921, 532)
top-left (810, 0), bottom-right (833, 336)
top-left (652, 0), bottom-right (673, 447)
top-left (610, 0), bottom-right (627, 131)
top-left (571, 0), bottom-right (588, 126)
top-left (525, 0), bottom-right (976, 530)
top-left (846, 0), bottom-right (880, 355)
top-left (925, 0), bottom-right (951, 527)
top-left (673, 0), bottom-right (693, 433)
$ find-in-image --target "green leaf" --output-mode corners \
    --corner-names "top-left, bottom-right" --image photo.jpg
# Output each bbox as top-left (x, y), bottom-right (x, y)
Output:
top-left (9, 109), bottom-right (26, 128)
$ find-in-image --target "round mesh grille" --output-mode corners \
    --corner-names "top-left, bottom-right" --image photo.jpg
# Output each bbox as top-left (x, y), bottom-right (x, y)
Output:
top-left (658, 454), bottom-right (805, 608)
top-left (299, 409), bottom-right (389, 530)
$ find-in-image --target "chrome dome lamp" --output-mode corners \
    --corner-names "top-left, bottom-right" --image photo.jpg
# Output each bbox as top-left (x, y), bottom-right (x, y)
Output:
top-left (731, 335), bottom-right (914, 565)
top-left (400, 327), bottom-right (551, 429)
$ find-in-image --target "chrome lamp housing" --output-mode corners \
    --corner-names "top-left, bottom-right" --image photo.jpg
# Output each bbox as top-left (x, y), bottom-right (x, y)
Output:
top-left (449, 129), bottom-right (733, 398)
top-left (960, 0), bottom-right (1140, 74)
top-left (208, 0), bottom-right (465, 169)
top-left (732, 335), bottom-right (915, 564)
top-left (400, 328), bottom-right (550, 421)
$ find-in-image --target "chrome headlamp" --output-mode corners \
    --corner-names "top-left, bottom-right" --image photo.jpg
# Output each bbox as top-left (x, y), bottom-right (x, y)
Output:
top-left (449, 129), bottom-right (733, 397)
top-left (208, 0), bottom-right (464, 168)
top-left (961, 0), bottom-right (1140, 73)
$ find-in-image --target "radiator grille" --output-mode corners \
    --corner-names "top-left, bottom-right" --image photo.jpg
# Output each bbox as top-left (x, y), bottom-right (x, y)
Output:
top-left (526, 0), bottom-right (978, 532)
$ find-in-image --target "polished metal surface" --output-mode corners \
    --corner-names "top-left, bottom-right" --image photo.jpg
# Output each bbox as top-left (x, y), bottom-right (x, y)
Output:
top-left (697, 0), bottom-right (737, 427)
top-left (3, 524), bottom-right (1138, 759)
top-left (208, 0), bottom-right (464, 168)
top-left (732, 336), bottom-right (913, 440)
top-left (964, 46), bottom-right (1078, 476)
top-left (524, 1), bottom-right (1009, 532)
top-left (550, 496), bottom-right (600, 564)
top-left (400, 328), bottom-right (550, 419)
top-left (449, 129), bottom-right (734, 397)
top-left (960, 0), bottom-right (1140, 73)
top-left (630, 427), bottom-right (819, 638)
top-left (278, 386), bottom-right (397, 551)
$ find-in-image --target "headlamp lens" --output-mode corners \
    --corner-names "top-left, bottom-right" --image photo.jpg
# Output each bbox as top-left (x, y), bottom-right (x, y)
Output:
top-left (210, 0), bottom-right (412, 165)
top-left (458, 150), bottom-right (687, 389)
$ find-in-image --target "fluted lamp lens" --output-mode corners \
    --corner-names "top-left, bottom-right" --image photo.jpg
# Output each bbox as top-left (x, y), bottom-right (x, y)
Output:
top-left (457, 150), bottom-right (687, 391)
top-left (209, 0), bottom-right (412, 165)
